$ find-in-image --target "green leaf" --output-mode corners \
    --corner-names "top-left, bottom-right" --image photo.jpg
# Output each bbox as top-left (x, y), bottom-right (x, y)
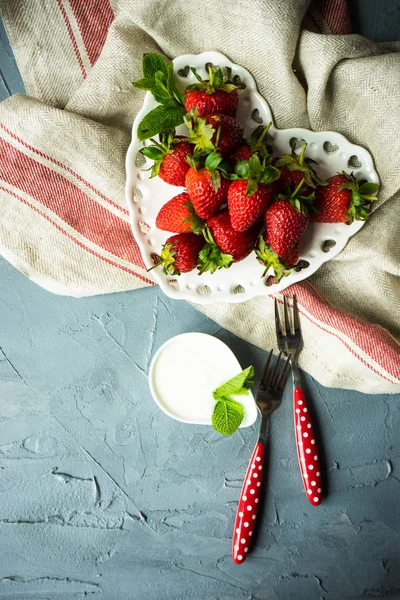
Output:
top-left (213, 366), bottom-right (254, 400)
top-left (205, 152), bottom-right (222, 171)
top-left (359, 182), bottom-right (379, 195)
top-left (213, 67), bottom-right (224, 89)
top-left (139, 146), bottom-right (165, 160)
top-left (137, 105), bottom-right (185, 140)
top-left (248, 154), bottom-right (261, 177)
top-left (210, 169), bottom-right (221, 192)
top-left (133, 77), bottom-right (154, 91)
top-left (211, 398), bottom-right (244, 436)
top-left (142, 53), bottom-right (168, 78)
top-left (245, 179), bottom-right (258, 197)
top-left (235, 160), bottom-right (251, 179)
top-left (259, 165), bottom-right (280, 184)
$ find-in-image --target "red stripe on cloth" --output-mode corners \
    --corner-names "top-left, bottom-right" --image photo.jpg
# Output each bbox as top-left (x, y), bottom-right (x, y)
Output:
top-left (0, 122), bottom-right (129, 216)
top-left (69, 0), bottom-right (114, 66)
top-left (283, 283), bottom-right (400, 381)
top-left (0, 137), bottom-right (146, 270)
top-left (275, 293), bottom-right (396, 385)
top-left (57, 0), bottom-right (87, 78)
top-left (0, 186), bottom-right (154, 286)
top-left (315, 0), bottom-right (352, 35)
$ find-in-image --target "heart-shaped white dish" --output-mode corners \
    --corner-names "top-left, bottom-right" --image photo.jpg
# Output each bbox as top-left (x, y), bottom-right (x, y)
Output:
top-left (149, 333), bottom-right (258, 428)
top-left (125, 51), bottom-right (379, 304)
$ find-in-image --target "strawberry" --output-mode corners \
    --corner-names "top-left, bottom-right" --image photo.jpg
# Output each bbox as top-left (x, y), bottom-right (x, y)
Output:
top-left (205, 114), bottom-right (244, 155)
top-left (185, 152), bottom-right (230, 219)
top-left (153, 233), bottom-right (205, 275)
top-left (256, 183), bottom-right (313, 281)
top-left (227, 154), bottom-right (280, 232)
top-left (265, 199), bottom-right (309, 258)
top-left (198, 210), bottom-right (260, 273)
top-left (229, 143), bottom-right (252, 167)
top-left (184, 65), bottom-right (239, 117)
top-left (311, 172), bottom-right (379, 223)
top-left (184, 110), bottom-right (243, 156)
top-left (274, 142), bottom-right (326, 196)
top-left (155, 193), bottom-right (204, 234)
top-left (139, 132), bottom-right (192, 187)
top-left (229, 123), bottom-right (274, 169)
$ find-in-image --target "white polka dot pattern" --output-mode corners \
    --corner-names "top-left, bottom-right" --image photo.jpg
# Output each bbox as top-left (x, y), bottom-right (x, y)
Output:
top-left (232, 442), bottom-right (264, 564)
top-left (293, 386), bottom-right (322, 506)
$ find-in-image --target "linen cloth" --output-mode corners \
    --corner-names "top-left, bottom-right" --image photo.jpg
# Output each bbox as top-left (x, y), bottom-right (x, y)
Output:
top-left (0, 0), bottom-right (399, 393)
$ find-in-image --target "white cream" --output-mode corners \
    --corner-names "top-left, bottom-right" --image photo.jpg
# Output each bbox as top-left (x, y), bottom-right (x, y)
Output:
top-left (149, 332), bottom-right (258, 427)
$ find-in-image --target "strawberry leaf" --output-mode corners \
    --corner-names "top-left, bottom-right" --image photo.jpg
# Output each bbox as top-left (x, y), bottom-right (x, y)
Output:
top-left (245, 179), bottom-right (258, 197)
top-left (210, 169), bottom-right (221, 192)
top-left (139, 146), bottom-right (165, 160)
top-left (205, 152), bottom-right (222, 171)
top-left (259, 165), bottom-right (280, 184)
top-left (359, 182), bottom-right (379, 196)
top-left (235, 160), bottom-right (251, 179)
top-left (137, 105), bottom-right (185, 140)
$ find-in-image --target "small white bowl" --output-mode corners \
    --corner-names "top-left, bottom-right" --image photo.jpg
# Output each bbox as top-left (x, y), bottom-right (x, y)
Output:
top-left (149, 332), bottom-right (258, 428)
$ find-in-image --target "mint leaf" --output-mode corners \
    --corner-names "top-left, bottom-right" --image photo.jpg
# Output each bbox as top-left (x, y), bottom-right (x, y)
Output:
top-left (212, 398), bottom-right (244, 436)
top-left (213, 366), bottom-right (254, 400)
top-left (134, 53), bottom-right (184, 108)
top-left (142, 53), bottom-right (168, 79)
top-left (137, 105), bottom-right (185, 140)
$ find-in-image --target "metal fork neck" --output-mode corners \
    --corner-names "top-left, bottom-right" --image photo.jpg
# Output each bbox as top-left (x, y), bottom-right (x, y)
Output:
top-left (258, 411), bottom-right (270, 445)
top-left (291, 360), bottom-right (302, 387)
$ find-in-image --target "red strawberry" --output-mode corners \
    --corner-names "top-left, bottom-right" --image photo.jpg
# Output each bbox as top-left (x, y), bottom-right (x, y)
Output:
top-left (229, 143), bottom-right (252, 168)
top-left (185, 89), bottom-right (239, 118)
top-left (229, 123), bottom-right (274, 169)
top-left (312, 172), bottom-right (379, 223)
top-left (265, 199), bottom-right (309, 258)
top-left (205, 114), bottom-right (244, 155)
top-left (198, 210), bottom-right (260, 273)
top-left (184, 65), bottom-right (240, 117)
top-left (281, 240), bottom-right (300, 266)
top-left (139, 132), bottom-right (192, 187)
top-left (154, 233), bottom-right (205, 275)
top-left (274, 142), bottom-right (325, 196)
top-left (185, 152), bottom-right (230, 219)
top-left (228, 180), bottom-right (273, 232)
top-left (155, 193), bottom-right (204, 234)
top-left (278, 169), bottom-right (314, 197)
top-left (227, 154), bottom-right (280, 232)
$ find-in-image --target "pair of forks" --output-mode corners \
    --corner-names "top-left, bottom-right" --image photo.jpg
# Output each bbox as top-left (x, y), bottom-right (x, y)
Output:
top-left (232, 295), bottom-right (322, 565)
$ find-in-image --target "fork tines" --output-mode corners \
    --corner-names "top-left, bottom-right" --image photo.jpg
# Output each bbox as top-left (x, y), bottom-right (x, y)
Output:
top-left (274, 294), bottom-right (300, 337)
top-left (260, 350), bottom-right (291, 392)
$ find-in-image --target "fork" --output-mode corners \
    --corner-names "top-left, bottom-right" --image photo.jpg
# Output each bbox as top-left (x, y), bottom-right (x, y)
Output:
top-left (274, 295), bottom-right (322, 506)
top-left (232, 350), bottom-right (291, 564)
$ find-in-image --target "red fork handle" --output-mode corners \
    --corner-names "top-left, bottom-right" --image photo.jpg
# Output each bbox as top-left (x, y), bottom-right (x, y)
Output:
top-left (294, 386), bottom-right (322, 506)
top-left (232, 442), bottom-right (264, 564)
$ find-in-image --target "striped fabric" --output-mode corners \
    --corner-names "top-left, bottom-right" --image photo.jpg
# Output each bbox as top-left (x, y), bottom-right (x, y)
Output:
top-left (0, 0), bottom-right (399, 393)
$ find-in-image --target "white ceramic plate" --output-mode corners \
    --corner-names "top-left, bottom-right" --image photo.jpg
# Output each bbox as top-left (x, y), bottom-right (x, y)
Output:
top-left (149, 332), bottom-right (258, 427)
top-left (125, 51), bottom-right (379, 305)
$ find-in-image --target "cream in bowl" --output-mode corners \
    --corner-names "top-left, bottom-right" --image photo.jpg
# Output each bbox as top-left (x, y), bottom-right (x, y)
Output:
top-left (149, 332), bottom-right (258, 427)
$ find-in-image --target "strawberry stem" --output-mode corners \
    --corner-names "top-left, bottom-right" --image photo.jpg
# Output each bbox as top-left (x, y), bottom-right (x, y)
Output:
top-left (291, 176), bottom-right (306, 199)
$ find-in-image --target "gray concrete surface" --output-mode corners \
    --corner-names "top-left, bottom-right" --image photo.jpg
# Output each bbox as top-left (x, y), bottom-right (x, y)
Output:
top-left (1, 4), bottom-right (400, 600)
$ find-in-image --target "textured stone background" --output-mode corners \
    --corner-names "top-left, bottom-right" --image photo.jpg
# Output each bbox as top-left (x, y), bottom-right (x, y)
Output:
top-left (1, 4), bottom-right (400, 599)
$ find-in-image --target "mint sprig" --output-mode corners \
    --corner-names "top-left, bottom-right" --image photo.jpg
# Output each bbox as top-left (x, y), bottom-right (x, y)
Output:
top-left (211, 366), bottom-right (254, 436)
top-left (133, 53), bottom-right (185, 140)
